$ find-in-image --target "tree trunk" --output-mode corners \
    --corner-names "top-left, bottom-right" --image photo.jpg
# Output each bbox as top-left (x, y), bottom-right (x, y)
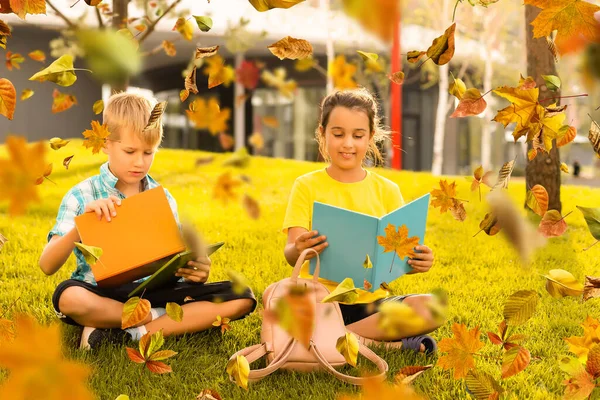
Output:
top-left (111, 0), bottom-right (130, 93)
top-left (525, 5), bottom-right (561, 212)
top-left (431, 63), bottom-right (449, 175)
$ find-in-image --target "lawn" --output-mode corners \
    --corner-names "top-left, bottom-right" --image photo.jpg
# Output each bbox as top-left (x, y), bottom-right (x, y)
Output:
top-left (1, 139), bottom-right (600, 400)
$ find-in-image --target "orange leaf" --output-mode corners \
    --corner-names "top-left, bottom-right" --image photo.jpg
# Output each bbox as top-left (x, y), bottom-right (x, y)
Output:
top-left (338, 375), bottom-right (426, 400)
top-left (394, 364), bottom-right (433, 385)
top-left (0, 78), bottom-right (16, 120)
top-left (329, 55), bottom-right (358, 90)
top-left (82, 121), bottom-right (111, 154)
top-left (564, 316), bottom-right (600, 362)
top-left (388, 71), bottom-right (404, 85)
top-left (146, 360), bottom-right (172, 374)
top-left (407, 50), bottom-right (426, 63)
top-left (0, 318), bottom-right (13, 342)
top-left (203, 55), bottom-right (235, 89)
top-left (121, 297), bottom-right (151, 329)
top-left (265, 286), bottom-right (315, 348)
top-left (426, 23), bottom-right (456, 65)
top-left (126, 347), bottom-right (145, 364)
top-left (557, 125), bottom-right (577, 147)
top-left (218, 132), bottom-right (234, 150)
top-left (501, 345), bottom-right (531, 378)
top-left (262, 116), bottom-right (279, 128)
top-left (0, 0), bottom-right (46, 19)
top-left (28, 50), bottom-right (45, 62)
top-left (430, 179), bottom-right (459, 213)
top-left (538, 209), bottom-right (568, 238)
top-left (186, 97), bottom-right (231, 135)
top-left (211, 315), bottom-right (232, 334)
top-left (340, 0), bottom-right (400, 43)
top-left (587, 344), bottom-right (600, 378)
top-left (526, 184), bottom-right (549, 216)
top-left (376, 223), bottom-right (419, 260)
top-left (242, 193), bottom-right (260, 220)
top-left (185, 66), bottom-right (198, 94)
top-left (437, 323), bottom-right (484, 379)
top-left (51, 89), bottom-right (77, 114)
top-left (179, 89), bottom-right (189, 102)
top-left (162, 40), bottom-right (176, 57)
top-left (213, 171), bottom-right (242, 205)
top-left (450, 88), bottom-right (487, 118)
top-left (5, 51), bottom-right (23, 71)
top-left (487, 331), bottom-right (503, 345)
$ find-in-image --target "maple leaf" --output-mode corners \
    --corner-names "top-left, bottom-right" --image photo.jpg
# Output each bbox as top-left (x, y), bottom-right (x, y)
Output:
top-left (82, 120), bottom-right (111, 154)
top-left (236, 60), bottom-right (260, 90)
top-left (329, 55), bottom-right (358, 90)
top-left (565, 316), bottom-right (600, 362)
top-left (377, 223), bottom-right (419, 262)
top-left (0, 314), bottom-right (93, 399)
top-left (431, 179), bottom-right (462, 213)
top-left (261, 67), bottom-right (297, 98)
top-left (186, 97), bottom-right (231, 135)
top-left (559, 355), bottom-right (596, 400)
top-left (525, 0), bottom-right (600, 55)
top-left (51, 88), bottom-right (77, 114)
top-left (203, 54), bottom-right (235, 89)
top-left (212, 315), bottom-right (231, 334)
top-left (0, 135), bottom-right (48, 216)
top-left (126, 330), bottom-right (177, 374)
top-left (213, 171), bottom-right (242, 205)
top-left (437, 323), bottom-right (484, 379)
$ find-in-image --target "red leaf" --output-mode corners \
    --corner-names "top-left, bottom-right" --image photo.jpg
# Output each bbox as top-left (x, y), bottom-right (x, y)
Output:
top-left (146, 360), bottom-right (172, 374)
top-left (126, 347), bottom-right (145, 364)
top-left (487, 332), bottom-right (503, 345)
top-left (236, 60), bottom-right (260, 90)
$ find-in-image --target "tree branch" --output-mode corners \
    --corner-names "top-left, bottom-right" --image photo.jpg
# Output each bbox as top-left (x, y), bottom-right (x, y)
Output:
top-left (138, 0), bottom-right (183, 44)
top-left (95, 7), bottom-right (104, 29)
top-left (47, 0), bottom-right (77, 29)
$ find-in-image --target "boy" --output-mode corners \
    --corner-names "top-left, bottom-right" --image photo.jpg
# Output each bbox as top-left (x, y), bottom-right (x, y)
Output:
top-left (39, 92), bottom-right (256, 350)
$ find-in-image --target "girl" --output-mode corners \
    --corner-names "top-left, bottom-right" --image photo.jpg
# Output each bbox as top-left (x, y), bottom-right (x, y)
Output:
top-left (282, 88), bottom-right (440, 353)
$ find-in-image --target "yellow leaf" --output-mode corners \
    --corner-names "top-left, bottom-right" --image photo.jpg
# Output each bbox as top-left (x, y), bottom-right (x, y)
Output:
top-left (92, 99), bottom-right (104, 114)
top-left (74, 242), bottom-right (103, 267)
top-left (394, 364), bottom-right (434, 385)
top-left (336, 332), bottom-right (359, 366)
top-left (121, 297), bottom-right (151, 329)
top-left (29, 54), bottom-right (78, 87)
top-left (162, 40), bottom-right (176, 57)
top-left (51, 89), bottom-right (77, 114)
top-left (261, 67), bottom-right (297, 98)
top-left (213, 171), bottom-right (242, 205)
top-left (248, 0), bottom-right (305, 11)
top-left (248, 132), bottom-right (264, 151)
top-left (49, 137), bottom-right (70, 150)
top-left (450, 88), bottom-right (487, 118)
top-left (203, 55), bottom-right (235, 89)
top-left (557, 125), bottom-right (577, 147)
top-left (430, 179), bottom-right (459, 213)
top-left (329, 55), bottom-right (358, 90)
top-left (212, 315), bottom-right (232, 334)
top-left (377, 223), bottom-right (419, 261)
top-left (356, 50), bottom-right (383, 73)
top-left (542, 269), bottom-right (584, 298)
top-left (363, 254), bottom-right (373, 269)
top-left (222, 147), bottom-right (251, 168)
top-left (1, 0), bottom-right (46, 19)
top-left (186, 97), bottom-right (231, 135)
top-left (525, 184), bottom-right (549, 216)
top-left (173, 17), bottom-right (194, 41)
top-left (242, 193), bottom-right (260, 219)
top-left (565, 316), bottom-right (600, 362)
top-left (165, 302), bottom-right (183, 322)
top-left (268, 36), bottom-right (313, 60)
top-left (321, 277), bottom-right (359, 304)
top-left (449, 77), bottom-right (466, 100)
top-left (226, 355), bottom-right (250, 390)
top-left (340, 0), bottom-right (400, 43)
top-left (377, 301), bottom-right (430, 338)
top-left (82, 120), bottom-right (111, 154)
top-left (180, 89), bottom-right (190, 102)
top-left (20, 88), bottom-right (34, 101)
top-left (426, 23), bottom-right (456, 65)
top-left (437, 323), bottom-right (484, 379)
top-left (295, 57), bottom-right (315, 72)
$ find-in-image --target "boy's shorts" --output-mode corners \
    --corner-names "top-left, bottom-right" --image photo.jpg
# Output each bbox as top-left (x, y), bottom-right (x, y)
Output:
top-left (52, 279), bottom-right (257, 326)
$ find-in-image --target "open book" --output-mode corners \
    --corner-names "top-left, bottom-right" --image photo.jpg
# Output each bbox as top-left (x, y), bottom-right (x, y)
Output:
top-left (309, 193), bottom-right (430, 292)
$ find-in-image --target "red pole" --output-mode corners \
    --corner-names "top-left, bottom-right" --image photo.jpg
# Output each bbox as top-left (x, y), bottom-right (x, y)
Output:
top-left (390, 8), bottom-right (402, 170)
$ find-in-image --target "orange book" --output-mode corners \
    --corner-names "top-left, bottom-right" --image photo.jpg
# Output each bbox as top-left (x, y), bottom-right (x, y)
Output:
top-left (74, 186), bottom-right (185, 287)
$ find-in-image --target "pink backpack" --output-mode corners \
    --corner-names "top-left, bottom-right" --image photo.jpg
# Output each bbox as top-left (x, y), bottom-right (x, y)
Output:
top-left (228, 248), bottom-right (388, 385)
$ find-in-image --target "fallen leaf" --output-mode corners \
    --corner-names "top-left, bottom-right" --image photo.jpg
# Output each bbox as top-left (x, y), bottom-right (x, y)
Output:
top-left (268, 36), bottom-right (313, 60)
top-left (173, 17), bottom-right (194, 41)
top-left (559, 355), bottom-right (596, 400)
top-left (20, 88), bottom-right (34, 101)
top-left (394, 364), bottom-right (433, 385)
top-left (121, 296), bottom-right (151, 329)
top-left (542, 269), bottom-right (584, 298)
top-left (184, 67), bottom-right (198, 95)
top-left (218, 132), bottom-right (234, 150)
top-left (227, 269), bottom-right (251, 296)
top-left (502, 345), bottom-right (531, 378)
top-left (126, 330), bottom-right (177, 374)
top-left (165, 302), bottom-right (183, 322)
top-left (583, 276), bottom-right (600, 302)
top-left (242, 193), bottom-right (260, 219)
top-left (213, 171), bottom-right (242, 205)
top-left (465, 370), bottom-right (504, 400)
top-left (82, 121), bottom-right (111, 154)
top-left (226, 355), bottom-right (249, 390)
top-left (503, 290), bottom-right (538, 326)
top-left (525, 184), bottom-right (549, 216)
top-left (29, 54), bottom-right (78, 87)
top-left (92, 99), bottom-right (104, 114)
top-left (336, 332), bottom-right (359, 367)
top-left (363, 279), bottom-right (372, 290)
top-left (193, 15), bottom-right (213, 32)
top-left (321, 278), bottom-right (359, 304)
top-left (28, 50), bottom-right (45, 62)
top-left (0, 78), bottom-right (16, 119)
top-left (450, 88), bottom-right (487, 118)
top-left (51, 89), bottom-right (77, 114)
top-left (144, 101), bottom-right (167, 131)
top-left (63, 155), bottom-right (74, 169)
top-left (437, 323), bottom-right (485, 379)
top-left (34, 163), bottom-right (52, 185)
top-left (49, 137), bottom-right (70, 150)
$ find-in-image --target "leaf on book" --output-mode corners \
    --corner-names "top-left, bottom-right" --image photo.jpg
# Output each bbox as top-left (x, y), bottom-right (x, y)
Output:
top-left (363, 254), bottom-right (373, 269)
top-left (336, 332), bottom-right (359, 367)
top-left (226, 355), bottom-right (250, 390)
top-left (165, 302), bottom-right (183, 322)
top-left (121, 297), bottom-right (151, 329)
top-left (377, 223), bottom-right (419, 260)
top-left (377, 301), bottom-right (430, 339)
top-left (74, 242), bottom-right (103, 266)
top-left (321, 278), bottom-right (359, 304)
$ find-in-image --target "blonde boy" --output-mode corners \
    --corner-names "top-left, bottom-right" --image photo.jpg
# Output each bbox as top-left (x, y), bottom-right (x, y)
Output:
top-left (39, 92), bottom-right (256, 350)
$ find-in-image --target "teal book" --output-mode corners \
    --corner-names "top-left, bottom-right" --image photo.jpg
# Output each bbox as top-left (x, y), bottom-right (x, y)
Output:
top-left (309, 193), bottom-right (430, 292)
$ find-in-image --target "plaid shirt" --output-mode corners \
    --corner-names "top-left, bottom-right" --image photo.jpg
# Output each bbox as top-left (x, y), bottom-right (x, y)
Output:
top-left (47, 161), bottom-right (180, 285)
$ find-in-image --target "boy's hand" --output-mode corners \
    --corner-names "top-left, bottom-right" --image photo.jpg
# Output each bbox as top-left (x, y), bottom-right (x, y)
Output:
top-left (407, 245), bottom-right (434, 274)
top-left (176, 255), bottom-right (211, 283)
top-left (84, 196), bottom-right (121, 222)
top-left (295, 230), bottom-right (328, 260)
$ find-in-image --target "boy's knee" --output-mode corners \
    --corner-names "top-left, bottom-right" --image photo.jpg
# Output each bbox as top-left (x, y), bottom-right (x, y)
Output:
top-left (230, 298), bottom-right (255, 319)
top-left (58, 286), bottom-right (93, 317)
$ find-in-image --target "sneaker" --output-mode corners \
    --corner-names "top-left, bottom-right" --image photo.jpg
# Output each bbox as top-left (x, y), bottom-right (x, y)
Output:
top-left (79, 326), bottom-right (96, 350)
top-left (81, 328), bottom-right (132, 351)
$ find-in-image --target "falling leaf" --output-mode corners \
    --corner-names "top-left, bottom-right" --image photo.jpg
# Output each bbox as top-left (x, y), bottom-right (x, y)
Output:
top-left (437, 323), bottom-right (485, 379)
top-left (121, 297), bottom-right (151, 329)
top-left (222, 147), bottom-right (251, 168)
top-left (560, 162), bottom-right (570, 173)
top-left (557, 125), bottom-right (576, 148)
top-left (538, 209), bottom-right (568, 238)
top-left (577, 206), bottom-right (600, 247)
top-left (356, 51), bottom-right (384, 73)
top-left (28, 50), bottom-right (45, 62)
top-left (248, 132), bottom-right (264, 151)
top-left (477, 213), bottom-right (501, 236)
top-left (426, 23), bottom-right (456, 65)
top-left (264, 285), bottom-right (314, 348)
top-left (321, 278), bottom-right (359, 304)
top-left (0, 318), bottom-right (13, 342)
top-left (470, 165), bottom-right (494, 201)
top-left (0, 20), bottom-right (11, 50)
top-left (249, 0), bottom-right (304, 11)
top-left (73, 242), bottom-right (104, 268)
top-left (363, 279), bottom-right (372, 290)
top-left (587, 344), bottom-right (600, 378)
top-left (195, 156), bottom-right (214, 167)
top-left (377, 300), bottom-right (432, 338)
top-left (394, 364), bottom-right (433, 385)
top-left (525, 0), bottom-right (600, 55)
top-left (92, 99), bottom-right (104, 114)
top-left (195, 45), bottom-right (219, 59)
top-left (185, 67), bottom-right (198, 95)
top-left (162, 40), bottom-right (176, 57)
top-left (236, 60), bottom-right (260, 90)
top-left (0, 136), bottom-right (48, 216)
top-left (51, 89), bottom-right (77, 114)
top-left (542, 269), bottom-right (584, 298)
top-left (518, 74), bottom-right (536, 89)
top-left (491, 159), bottom-right (515, 191)
top-left (226, 355), bottom-right (250, 390)
top-left (82, 121), bottom-right (111, 154)
top-left (503, 290), bottom-right (538, 326)
top-left (0, 0), bottom-right (46, 19)
top-left (165, 302), bottom-right (183, 322)
top-left (212, 315), bottom-right (231, 334)
top-left (525, 184), bottom-right (549, 217)
top-left (173, 17), bottom-right (194, 41)
top-left (449, 76), bottom-right (467, 100)
top-left (565, 317), bottom-right (600, 362)
top-left (186, 98), bottom-right (231, 135)
top-left (183, 296), bottom-right (195, 303)
top-left (34, 163), bottom-right (52, 185)
top-left (340, 0), bottom-right (400, 43)
top-left (5, 51), bottom-right (23, 70)
top-left (133, 24), bottom-right (146, 33)
top-left (377, 223), bottom-right (419, 261)
top-left (213, 171), bottom-right (242, 205)
top-left (363, 254), bottom-right (373, 269)
top-left (63, 155), bottom-right (74, 169)
top-left (449, 200), bottom-right (467, 221)
top-left (407, 50), bottom-right (426, 63)
top-left (465, 370), bottom-right (504, 400)
top-left (295, 57), bottom-right (315, 72)
top-left (0, 314), bottom-right (93, 399)
top-left (242, 193), bottom-right (260, 219)
top-left (29, 54), bottom-right (78, 87)
top-left (502, 346), bottom-right (531, 378)
top-left (262, 116), bottom-right (279, 128)
top-left (336, 332), bottom-right (359, 367)
top-left (559, 355), bottom-right (596, 400)
top-left (227, 269), bottom-right (251, 296)
top-left (450, 88), bottom-right (487, 118)
top-left (0, 78), bottom-right (16, 120)
top-left (48, 137), bottom-right (69, 151)
top-left (268, 36), bottom-right (313, 60)
top-left (218, 132), bottom-right (234, 150)
top-left (126, 330), bottom-right (177, 374)
top-left (261, 67), bottom-right (297, 98)
top-left (583, 276), bottom-right (600, 302)
top-left (588, 119), bottom-right (600, 157)
top-left (329, 55), bottom-right (358, 90)
top-left (388, 71), bottom-right (405, 85)
top-left (196, 389), bottom-right (222, 400)
top-left (542, 74), bottom-right (561, 91)
top-left (20, 88), bottom-right (33, 101)
top-left (430, 179), bottom-right (461, 213)
top-left (204, 55), bottom-right (235, 89)
top-left (144, 101), bottom-right (167, 131)
top-left (180, 89), bottom-right (189, 102)
top-left (194, 15), bottom-right (213, 32)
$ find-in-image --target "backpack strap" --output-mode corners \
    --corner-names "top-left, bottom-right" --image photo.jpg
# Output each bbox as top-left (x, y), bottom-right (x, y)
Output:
top-left (227, 337), bottom-right (296, 381)
top-left (291, 248), bottom-right (321, 283)
top-left (309, 340), bottom-right (388, 385)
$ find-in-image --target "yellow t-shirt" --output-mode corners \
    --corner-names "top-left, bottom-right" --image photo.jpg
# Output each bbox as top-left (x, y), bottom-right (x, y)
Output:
top-left (282, 168), bottom-right (405, 304)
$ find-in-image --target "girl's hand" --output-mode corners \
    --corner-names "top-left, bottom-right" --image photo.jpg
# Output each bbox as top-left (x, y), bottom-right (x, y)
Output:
top-left (176, 255), bottom-right (211, 283)
top-left (84, 196), bottom-right (121, 222)
top-left (407, 245), bottom-right (434, 274)
top-left (295, 230), bottom-right (328, 260)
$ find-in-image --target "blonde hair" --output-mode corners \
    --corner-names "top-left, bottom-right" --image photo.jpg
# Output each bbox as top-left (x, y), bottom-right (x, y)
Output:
top-left (315, 87), bottom-right (391, 166)
top-left (102, 92), bottom-right (163, 148)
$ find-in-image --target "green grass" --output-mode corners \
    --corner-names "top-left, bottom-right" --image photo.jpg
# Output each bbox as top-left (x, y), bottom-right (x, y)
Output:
top-left (2, 139), bottom-right (600, 399)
